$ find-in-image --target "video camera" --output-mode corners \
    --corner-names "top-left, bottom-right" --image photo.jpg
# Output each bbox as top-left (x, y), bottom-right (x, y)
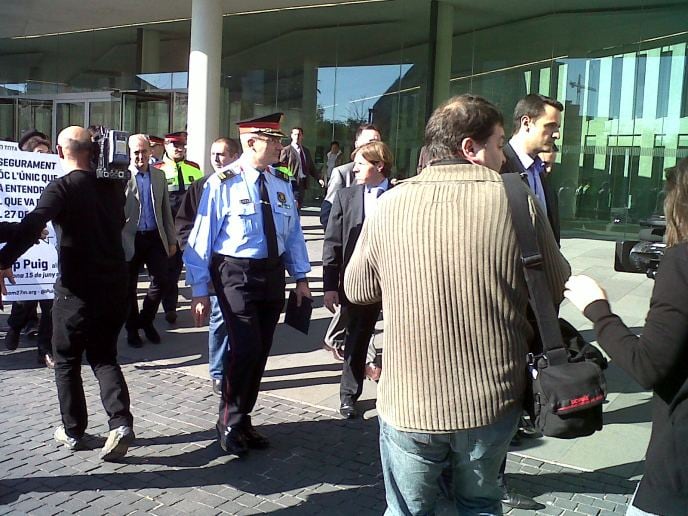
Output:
top-left (614, 214), bottom-right (666, 279)
top-left (91, 126), bottom-right (130, 180)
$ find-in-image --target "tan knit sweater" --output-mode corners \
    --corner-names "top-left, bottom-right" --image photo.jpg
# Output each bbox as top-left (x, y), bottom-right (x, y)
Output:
top-left (344, 164), bottom-right (571, 432)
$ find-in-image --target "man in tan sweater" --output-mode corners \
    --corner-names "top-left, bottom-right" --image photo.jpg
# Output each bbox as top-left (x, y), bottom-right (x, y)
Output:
top-left (344, 94), bottom-right (570, 515)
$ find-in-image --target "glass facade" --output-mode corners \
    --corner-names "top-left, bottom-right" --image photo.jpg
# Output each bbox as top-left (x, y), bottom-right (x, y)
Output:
top-left (449, 2), bottom-right (688, 240)
top-left (0, 0), bottom-right (686, 229)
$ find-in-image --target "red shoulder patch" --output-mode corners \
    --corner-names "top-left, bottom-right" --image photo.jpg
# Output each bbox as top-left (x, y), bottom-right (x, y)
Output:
top-left (185, 160), bottom-right (201, 169)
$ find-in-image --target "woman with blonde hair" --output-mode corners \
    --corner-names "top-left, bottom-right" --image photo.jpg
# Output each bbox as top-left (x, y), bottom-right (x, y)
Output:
top-left (565, 157), bottom-right (688, 515)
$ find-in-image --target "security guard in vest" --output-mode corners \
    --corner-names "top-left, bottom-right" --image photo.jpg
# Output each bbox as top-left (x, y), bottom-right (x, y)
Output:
top-left (154, 131), bottom-right (203, 323)
top-left (184, 113), bottom-right (312, 456)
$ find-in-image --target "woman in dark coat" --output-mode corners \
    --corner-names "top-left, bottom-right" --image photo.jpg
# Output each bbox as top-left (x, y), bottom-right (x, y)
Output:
top-left (565, 158), bottom-right (688, 516)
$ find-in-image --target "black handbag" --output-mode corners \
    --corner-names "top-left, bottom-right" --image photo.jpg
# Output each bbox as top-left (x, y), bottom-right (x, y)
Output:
top-left (503, 173), bottom-right (607, 439)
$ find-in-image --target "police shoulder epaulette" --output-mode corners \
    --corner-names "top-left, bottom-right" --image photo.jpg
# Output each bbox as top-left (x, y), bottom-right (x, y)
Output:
top-left (185, 160), bottom-right (201, 169)
top-left (271, 167), bottom-right (290, 182)
top-left (216, 168), bottom-right (237, 182)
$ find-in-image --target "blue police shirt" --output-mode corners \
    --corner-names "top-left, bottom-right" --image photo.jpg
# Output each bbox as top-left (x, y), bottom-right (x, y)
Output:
top-left (183, 157), bottom-right (311, 297)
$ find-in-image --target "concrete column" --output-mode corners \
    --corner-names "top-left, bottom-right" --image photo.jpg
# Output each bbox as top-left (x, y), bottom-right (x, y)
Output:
top-left (136, 29), bottom-right (160, 74)
top-left (187, 0), bottom-right (222, 173)
top-left (425, 0), bottom-right (454, 120)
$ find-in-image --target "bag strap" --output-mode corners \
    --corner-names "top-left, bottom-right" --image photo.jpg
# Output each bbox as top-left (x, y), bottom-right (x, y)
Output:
top-left (502, 173), bottom-right (567, 361)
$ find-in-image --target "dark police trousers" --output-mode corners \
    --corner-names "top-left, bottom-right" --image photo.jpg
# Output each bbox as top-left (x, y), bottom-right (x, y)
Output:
top-left (126, 230), bottom-right (170, 330)
top-left (51, 284), bottom-right (133, 438)
top-left (340, 302), bottom-right (381, 403)
top-left (162, 248), bottom-right (183, 314)
top-left (211, 255), bottom-right (285, 430)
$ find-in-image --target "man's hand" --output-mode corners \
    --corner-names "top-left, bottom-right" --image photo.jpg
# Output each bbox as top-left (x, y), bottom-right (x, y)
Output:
top-left (191, 296), bottom-right (210, 327)
top-left (564, 275), bottom-right (608, 312)
top-left (168, 244), bottom-right (177, 257)
top-left (324, 290), bottom-right (339, 313)
top-left (318, 179), bottom-right (325, 188)
top-left (294, 280), bottom-right (312, 307)
top-left (0, 268), bottom-right (16, 310)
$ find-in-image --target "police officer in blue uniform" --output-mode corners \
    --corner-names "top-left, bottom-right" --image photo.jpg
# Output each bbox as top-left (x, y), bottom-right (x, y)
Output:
top-left (184, 113), bottom-right (312, 456)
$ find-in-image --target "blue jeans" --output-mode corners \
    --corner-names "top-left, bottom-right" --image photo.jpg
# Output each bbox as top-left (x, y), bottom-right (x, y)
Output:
top-left (379, 407), bottom-right (519, 516)
top-left (208, 295), bottom-right (229, 380)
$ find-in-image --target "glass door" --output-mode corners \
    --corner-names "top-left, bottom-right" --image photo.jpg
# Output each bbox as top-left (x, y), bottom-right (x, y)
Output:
top-left (18, 99), bottom-right (52, 143)
top-left (55, 102), bottom-right (86, 135)
top-left (121, 92), bottom-right (170, 137)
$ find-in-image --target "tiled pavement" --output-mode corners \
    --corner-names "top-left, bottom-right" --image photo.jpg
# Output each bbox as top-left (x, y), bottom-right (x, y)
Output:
top-left (0, 346), bottom-right (636, 515)
top-left (1, 213), bottom-right (646, 514)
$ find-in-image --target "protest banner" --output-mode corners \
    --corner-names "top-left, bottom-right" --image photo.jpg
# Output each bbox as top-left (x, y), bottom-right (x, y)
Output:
top-left (0, 140), bottom-right (19, 151)
top-left (0, 149), bottom-right (64, 301)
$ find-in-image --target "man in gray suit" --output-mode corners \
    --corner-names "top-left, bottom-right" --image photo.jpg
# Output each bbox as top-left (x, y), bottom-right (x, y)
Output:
top-left (320, 124), bottom-right (381, 229)
top-left (122, 134), bottom-right (177, 347)
top-left (320, 124), bottom-right (382, 364)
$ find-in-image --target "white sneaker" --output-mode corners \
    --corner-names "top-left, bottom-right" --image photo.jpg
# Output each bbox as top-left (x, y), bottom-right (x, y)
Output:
top-left (99, 426), bottom-right (135, 461)
top-left (54, 425), bottom-right (82, 451)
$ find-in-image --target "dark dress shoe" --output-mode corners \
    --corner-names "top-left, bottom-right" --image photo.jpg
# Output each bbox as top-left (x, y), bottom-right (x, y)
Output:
top-left (165, 311), bottom-right (177, 324)
top-left (127, 331), bottom-right (143, 348)
top-left (501, 490), bottom-right (545, 510)
top-left (141, 324), bottom-right (161, 344)
top-left (4, 328), bottom-right (20, 351)
top-left (216, 423), bottom-right (248, 456)
top-left (340, 402), bottom-right (358, 419)
top-left (212, 379), bottom-right (222, 396)
top-left (242, 424), bottom-right (270, 449)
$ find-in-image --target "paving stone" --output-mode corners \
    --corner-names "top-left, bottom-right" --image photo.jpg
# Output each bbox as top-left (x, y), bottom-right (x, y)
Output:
top-left (0, 349), bottom-right (632, 516)
top-left (574, 503), bottom-right (601, 515)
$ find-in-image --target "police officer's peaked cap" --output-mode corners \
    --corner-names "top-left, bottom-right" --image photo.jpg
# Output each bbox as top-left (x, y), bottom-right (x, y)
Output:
top-left (18, 129), bottom-right (49, 150)
top-left (164, 131), bottom-right (187, 143)
top-left (236, 113), bottom-right (285, 138)
top-left (149, 135), bottom-right (164, 145)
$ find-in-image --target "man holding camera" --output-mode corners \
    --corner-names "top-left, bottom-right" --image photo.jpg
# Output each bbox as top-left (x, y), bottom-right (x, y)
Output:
top-left (0, 125), bottom-right (134, 461)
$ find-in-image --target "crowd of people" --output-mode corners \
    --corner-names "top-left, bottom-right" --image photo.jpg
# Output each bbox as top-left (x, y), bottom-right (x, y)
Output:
top-left (0, 91), bottom-right (686, 515)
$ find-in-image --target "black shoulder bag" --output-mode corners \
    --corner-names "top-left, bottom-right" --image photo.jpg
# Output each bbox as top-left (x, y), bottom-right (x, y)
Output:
top-left (502, 173), bottom-right (607, 439)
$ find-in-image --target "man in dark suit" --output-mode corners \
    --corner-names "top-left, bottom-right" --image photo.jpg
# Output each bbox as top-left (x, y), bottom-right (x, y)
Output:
top-left (501, 93), bottom-right (563, 244)
top-left (498, 93), bottom-right (563, 510)
top-left (280, 127), bottom-right (319, 209)
top-left (322, 141), bottom-right (393, 419)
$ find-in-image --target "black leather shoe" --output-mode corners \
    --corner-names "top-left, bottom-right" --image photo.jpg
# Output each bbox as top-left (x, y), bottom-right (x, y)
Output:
top-left (141, 324), bottom-right (161, 344)
top-left (165, 311), bottom-right (177, 324)
top-left (339, 402), bottom-right (358, 419)
top-left (212, 379), bottom-right (222, 396)
top-left (127, 330), bottom-right (143, 348)
top-left (216, 423), bottom-right (248, 456)
top-left (242, 424), bottom-right (270, 449)
top-left (4, 328), bottom-right (19, 351)
top-left (501, 490), bottom-right (545, 510)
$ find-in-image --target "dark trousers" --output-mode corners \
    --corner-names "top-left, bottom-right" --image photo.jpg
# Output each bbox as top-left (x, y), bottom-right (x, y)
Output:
top-left (162, 248), bottom-right (183, 314)
top-left (211, 255), bottom-right (285, 430)
top-left (8, 299), bottom-right (53, 357)
top-left (340, 302), bottom-right (382, 403)
top-left (51, 285), bottom-right (132, 438)
top-left (126, 231), bottom-right (169, 330)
